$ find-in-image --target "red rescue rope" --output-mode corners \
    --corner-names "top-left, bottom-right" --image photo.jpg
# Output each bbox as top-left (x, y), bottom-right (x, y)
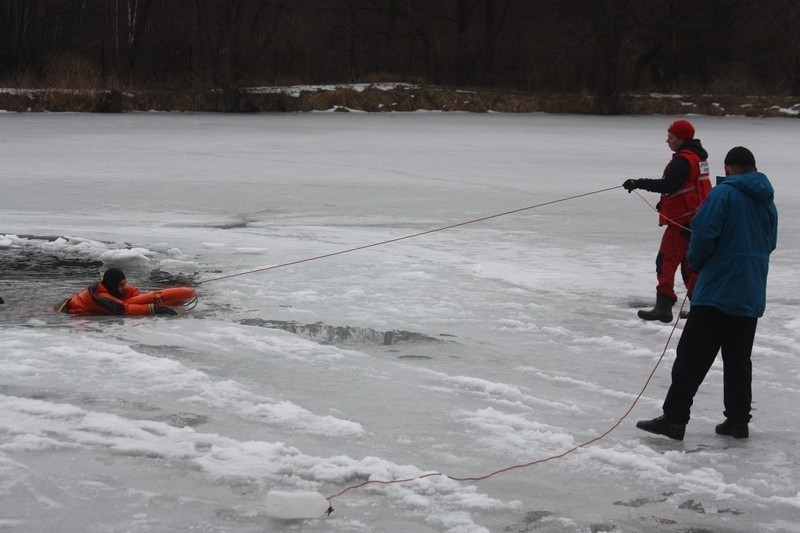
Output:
top-left (199, 183), bottom-right (692, 512)
top-left (198, 185), bottom-right (622, 284)
top-left (631, 190), bottom-right (692, 232)
top-left (323, 190), bottom-right (697, 511)
top-left (324, 296), bottom-right (688, 509)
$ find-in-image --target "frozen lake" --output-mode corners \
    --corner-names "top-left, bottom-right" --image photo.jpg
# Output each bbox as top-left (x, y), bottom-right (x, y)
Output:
top-left (1, 111), bottom-right (799, 532)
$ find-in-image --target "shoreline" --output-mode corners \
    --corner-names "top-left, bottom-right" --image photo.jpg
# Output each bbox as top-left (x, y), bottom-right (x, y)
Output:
top-left (2, 84), bottom-right (799, 116)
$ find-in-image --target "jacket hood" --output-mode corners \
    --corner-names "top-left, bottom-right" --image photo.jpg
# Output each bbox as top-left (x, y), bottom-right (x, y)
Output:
top-left (678, 138), bottom-right (708, 160)
top-left (720, 171), bottom-right (774, 204)
top-left (102, 268), bottom-right (127, 299)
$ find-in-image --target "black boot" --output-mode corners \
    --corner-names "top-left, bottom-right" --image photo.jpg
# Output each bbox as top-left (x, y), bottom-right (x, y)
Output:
top-left (638, 294), bottom-right (674, 323)
top-left (715, 419), bottom-right (749, 439)
top-left (636, 415), bottom-right (686, 441)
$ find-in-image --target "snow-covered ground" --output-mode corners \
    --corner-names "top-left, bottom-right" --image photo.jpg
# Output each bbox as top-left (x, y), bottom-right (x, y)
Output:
top-left (1, 111), bottom-right (798, 532)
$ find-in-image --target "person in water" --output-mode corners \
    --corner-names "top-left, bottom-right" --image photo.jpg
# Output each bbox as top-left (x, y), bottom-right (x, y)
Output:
top-left (56, 268), bottom-right (177, 316)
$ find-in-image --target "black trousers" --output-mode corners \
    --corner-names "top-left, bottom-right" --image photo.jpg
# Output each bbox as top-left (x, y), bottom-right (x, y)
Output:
top-left (663, 306), bottom-right (757, 424)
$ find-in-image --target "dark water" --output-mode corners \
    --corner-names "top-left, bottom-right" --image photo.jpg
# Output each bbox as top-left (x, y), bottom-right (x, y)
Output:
top-left (0, 237), bottom-right (197, 326)
top-left (239, 317), bottom-right (445, 346)
top-left (1, 237), bottom-right (447, 356)
top-left (0, 244), bottom-right (100, 324)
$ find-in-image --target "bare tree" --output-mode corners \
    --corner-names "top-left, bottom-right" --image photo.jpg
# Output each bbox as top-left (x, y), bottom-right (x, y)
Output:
top-left (0, 0), bottom-right (44, 81)
top-left (2, 0), bottom-right (798, 102)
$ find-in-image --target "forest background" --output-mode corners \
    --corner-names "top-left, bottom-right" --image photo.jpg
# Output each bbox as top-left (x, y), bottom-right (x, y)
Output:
top-left (2, 0), bottom-right (800, 114)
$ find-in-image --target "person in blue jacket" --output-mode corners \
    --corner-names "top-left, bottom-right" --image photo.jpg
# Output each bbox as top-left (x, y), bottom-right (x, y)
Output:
top-left (636, 146), bottom-right (778, 441)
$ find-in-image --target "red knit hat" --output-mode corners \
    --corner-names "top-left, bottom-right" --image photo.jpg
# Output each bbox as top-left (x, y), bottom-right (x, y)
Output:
top-left (667, 119), bottom-right (695, 141)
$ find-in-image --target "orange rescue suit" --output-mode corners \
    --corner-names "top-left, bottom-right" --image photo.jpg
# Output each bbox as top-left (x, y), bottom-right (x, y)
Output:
top-left (58, 281), bottom-right (155, 315)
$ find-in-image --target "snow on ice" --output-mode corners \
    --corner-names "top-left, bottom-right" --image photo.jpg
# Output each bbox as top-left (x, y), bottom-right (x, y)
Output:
top-left (1, 110), bottom-right (799, 532)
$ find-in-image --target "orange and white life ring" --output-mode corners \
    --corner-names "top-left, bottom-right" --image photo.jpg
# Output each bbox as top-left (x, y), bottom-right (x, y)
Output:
top-left (127, 287), bottom-right (197, 308)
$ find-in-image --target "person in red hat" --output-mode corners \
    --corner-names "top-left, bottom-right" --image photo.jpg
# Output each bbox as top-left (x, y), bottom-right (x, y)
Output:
top-left (623, 119), bottom-right (711, 322)
top-left (55, 268), bottom-right (177, 316)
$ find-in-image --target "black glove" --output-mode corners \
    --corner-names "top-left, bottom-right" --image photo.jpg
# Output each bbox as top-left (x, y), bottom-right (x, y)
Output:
top-left (622, 179), bottom-right (641, 193)
top-left (153, 306), bottom-right (178, 316)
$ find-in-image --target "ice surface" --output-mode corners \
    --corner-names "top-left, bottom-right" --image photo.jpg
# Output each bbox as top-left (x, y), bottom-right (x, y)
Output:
top-left (1, 111), bottom-right (798, 532)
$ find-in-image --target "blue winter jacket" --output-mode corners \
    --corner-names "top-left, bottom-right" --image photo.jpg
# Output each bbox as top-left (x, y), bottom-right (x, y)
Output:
top-left (688, 171), bottom-right (778, 317)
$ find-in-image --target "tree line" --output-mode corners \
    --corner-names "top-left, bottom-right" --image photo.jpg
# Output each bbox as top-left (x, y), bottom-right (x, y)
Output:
top-left (2, 0), bottom-right (799, 110)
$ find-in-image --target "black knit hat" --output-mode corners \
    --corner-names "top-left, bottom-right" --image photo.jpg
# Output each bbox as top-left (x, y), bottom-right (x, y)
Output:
top-left (724, 146), bottom-right (756, 167)
top-left (102, 268), bottom-right (127, 298)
